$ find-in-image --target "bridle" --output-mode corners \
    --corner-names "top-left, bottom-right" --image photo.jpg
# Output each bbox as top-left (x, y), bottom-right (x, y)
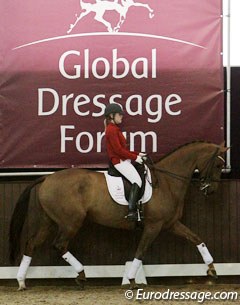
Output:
top-left (198, 148), bottom-right (225, 195)
top-left (146, 148), bottom-right (225, 195)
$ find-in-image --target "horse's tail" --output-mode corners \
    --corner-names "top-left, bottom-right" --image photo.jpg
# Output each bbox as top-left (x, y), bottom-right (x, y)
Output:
top-left (9, 176), bottom-right (46, 264)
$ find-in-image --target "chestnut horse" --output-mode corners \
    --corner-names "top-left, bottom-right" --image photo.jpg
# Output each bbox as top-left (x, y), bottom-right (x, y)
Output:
top-left (9, 141), bottom-right (227, 290)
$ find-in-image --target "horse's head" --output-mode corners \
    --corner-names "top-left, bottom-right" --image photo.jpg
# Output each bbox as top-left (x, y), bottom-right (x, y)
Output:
top-left (196, 142), bottom-right (229, 195)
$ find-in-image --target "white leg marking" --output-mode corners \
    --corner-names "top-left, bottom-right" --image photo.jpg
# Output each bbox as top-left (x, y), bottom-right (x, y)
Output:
top-left (127, 258), bottom-right (142, 279)
top-left (62, 251), bottom-right (84, 273)
top-left (17, 255), bottom-right (32, 290)
top-left (197, 243), bottom-right (213, 265)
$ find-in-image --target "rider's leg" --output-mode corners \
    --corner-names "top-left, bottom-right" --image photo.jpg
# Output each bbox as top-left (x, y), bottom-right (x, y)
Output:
top-left (126, 183), bottom-right (140, 220)
top-left (114, 160), bottom-right (142, 220)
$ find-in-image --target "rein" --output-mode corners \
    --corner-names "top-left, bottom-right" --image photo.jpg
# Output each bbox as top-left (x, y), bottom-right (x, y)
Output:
top-left (146, 157), bottom-right (194, 186)
top-left (146, 148), bottom-right (223, 192)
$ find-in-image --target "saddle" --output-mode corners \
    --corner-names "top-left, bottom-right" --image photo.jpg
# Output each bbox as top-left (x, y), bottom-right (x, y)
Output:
top-left (107, 161), bottom-right (147, 202)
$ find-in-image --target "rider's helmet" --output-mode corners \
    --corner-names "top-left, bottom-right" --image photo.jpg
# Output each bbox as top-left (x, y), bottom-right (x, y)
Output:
top-left (104, 103), bottom-right (124, 117)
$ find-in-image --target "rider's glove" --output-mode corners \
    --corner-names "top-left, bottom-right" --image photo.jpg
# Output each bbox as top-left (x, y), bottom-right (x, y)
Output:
top-left (135, 155), bottom-right (144, 164)
top-left (139, 152), bottom-right (147, 160)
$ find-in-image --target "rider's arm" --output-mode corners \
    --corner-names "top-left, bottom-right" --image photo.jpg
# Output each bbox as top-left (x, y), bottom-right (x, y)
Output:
top-left (106, 126), bottom-right (138, 161)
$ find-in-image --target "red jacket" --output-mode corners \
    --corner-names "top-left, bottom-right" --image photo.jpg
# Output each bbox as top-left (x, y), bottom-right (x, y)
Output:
top-left (105, 123), bottom-right (138, 165)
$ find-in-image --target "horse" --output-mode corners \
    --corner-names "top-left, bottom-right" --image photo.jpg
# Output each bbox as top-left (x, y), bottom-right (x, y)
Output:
top-left (67, 0), bottom-right (154, 34)
top-left (9, 141), bottom-right (227, 290)
top-left (114, 0), bottom-right (154, 32)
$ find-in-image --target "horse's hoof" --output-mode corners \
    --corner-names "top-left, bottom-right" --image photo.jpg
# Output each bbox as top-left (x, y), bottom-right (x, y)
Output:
top-left (17, 286), bottom-right (27, 291)
top-left (75, 278), bottom-right (85, 289)
top-left (207, 268), bottom-right (218, 279)
top-left (129, 279), bottom-right (139, 290)
top-left (75, 271), bottom-right (87, 289)
top-left (130, 283), bottom-right (139, 290)
top-left (17, 280), bottom-right (27, 291)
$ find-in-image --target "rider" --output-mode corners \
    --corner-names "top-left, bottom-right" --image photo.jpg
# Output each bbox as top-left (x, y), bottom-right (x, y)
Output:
top-left (104, 103), bottom-right (145, 221)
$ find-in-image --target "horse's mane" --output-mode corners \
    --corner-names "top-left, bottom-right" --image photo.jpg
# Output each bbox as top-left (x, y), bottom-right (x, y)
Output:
top-left (154, 140), bottom-right (212, 163)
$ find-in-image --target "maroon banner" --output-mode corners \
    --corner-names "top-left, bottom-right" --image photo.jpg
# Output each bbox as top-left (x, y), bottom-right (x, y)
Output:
top-left (0, 0), bottom-right (224, 168)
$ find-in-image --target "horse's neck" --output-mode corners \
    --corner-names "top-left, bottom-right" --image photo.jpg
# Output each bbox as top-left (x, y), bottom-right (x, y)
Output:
top-left (158, 143), bottom-right (206, 176)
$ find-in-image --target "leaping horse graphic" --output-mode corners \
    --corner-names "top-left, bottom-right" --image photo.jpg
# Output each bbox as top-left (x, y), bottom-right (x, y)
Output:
top-left (67, 0), bottom-right (154, 34)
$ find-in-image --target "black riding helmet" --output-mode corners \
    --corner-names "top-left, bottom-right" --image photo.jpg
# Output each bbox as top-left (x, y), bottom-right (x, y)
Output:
top-left (104, 103), bottom-right (124, 117)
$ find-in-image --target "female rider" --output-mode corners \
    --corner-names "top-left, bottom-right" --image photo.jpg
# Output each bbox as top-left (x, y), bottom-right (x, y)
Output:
top-left (104, 103), bottom-right (145, 221)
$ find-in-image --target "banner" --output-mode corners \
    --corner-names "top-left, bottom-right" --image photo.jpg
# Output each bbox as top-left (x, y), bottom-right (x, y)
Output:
top-left (0, 0), bottom-right (224, 168)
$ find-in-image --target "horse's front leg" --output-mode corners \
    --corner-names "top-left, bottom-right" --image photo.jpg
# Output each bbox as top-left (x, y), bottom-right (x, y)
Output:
top-left (127, 222), bottom-right (163, 289)
top-left (169, 221), bottom-right (217, 279)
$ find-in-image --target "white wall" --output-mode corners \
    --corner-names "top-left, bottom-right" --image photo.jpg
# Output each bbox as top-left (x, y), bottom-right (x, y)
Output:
top-left (223, 0), bottom-right (240, 66)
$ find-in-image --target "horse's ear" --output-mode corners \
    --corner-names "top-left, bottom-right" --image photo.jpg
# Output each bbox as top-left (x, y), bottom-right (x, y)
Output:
top-left (219, 141), bottom-right (231, 153)
top-left (220, 147), bottom-right (230, 153)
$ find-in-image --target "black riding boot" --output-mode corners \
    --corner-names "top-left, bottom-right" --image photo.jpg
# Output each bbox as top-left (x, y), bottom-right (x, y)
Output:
top-left (125, 183), bottom-right (140, 221)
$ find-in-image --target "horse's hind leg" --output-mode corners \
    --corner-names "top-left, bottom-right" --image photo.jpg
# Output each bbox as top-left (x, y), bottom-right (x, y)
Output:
top-left (17, 213), bottom-right (52, 290)
top-left (170, 221), bottom-right (217, 279)
top-left (53, 227), bottom-right (86, 289)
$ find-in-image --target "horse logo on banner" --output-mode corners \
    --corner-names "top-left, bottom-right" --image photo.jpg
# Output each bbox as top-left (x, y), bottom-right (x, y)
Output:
top-left (67, 0), bottom-right (154, 34)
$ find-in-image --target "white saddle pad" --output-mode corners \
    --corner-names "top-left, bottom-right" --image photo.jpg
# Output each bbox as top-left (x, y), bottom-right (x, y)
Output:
top-left (103, 166), bottom-right (152, 205)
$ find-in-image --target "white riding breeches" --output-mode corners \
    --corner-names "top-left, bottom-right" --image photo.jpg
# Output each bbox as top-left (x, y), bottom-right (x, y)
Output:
top-left (114, 159), bottom-right (142, 188)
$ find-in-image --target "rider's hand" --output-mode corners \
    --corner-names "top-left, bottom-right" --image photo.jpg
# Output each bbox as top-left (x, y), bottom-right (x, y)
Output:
top-left (139, 152), bottom-right (147, 160)
top-left (135, 155), bottom-right (143, 164)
